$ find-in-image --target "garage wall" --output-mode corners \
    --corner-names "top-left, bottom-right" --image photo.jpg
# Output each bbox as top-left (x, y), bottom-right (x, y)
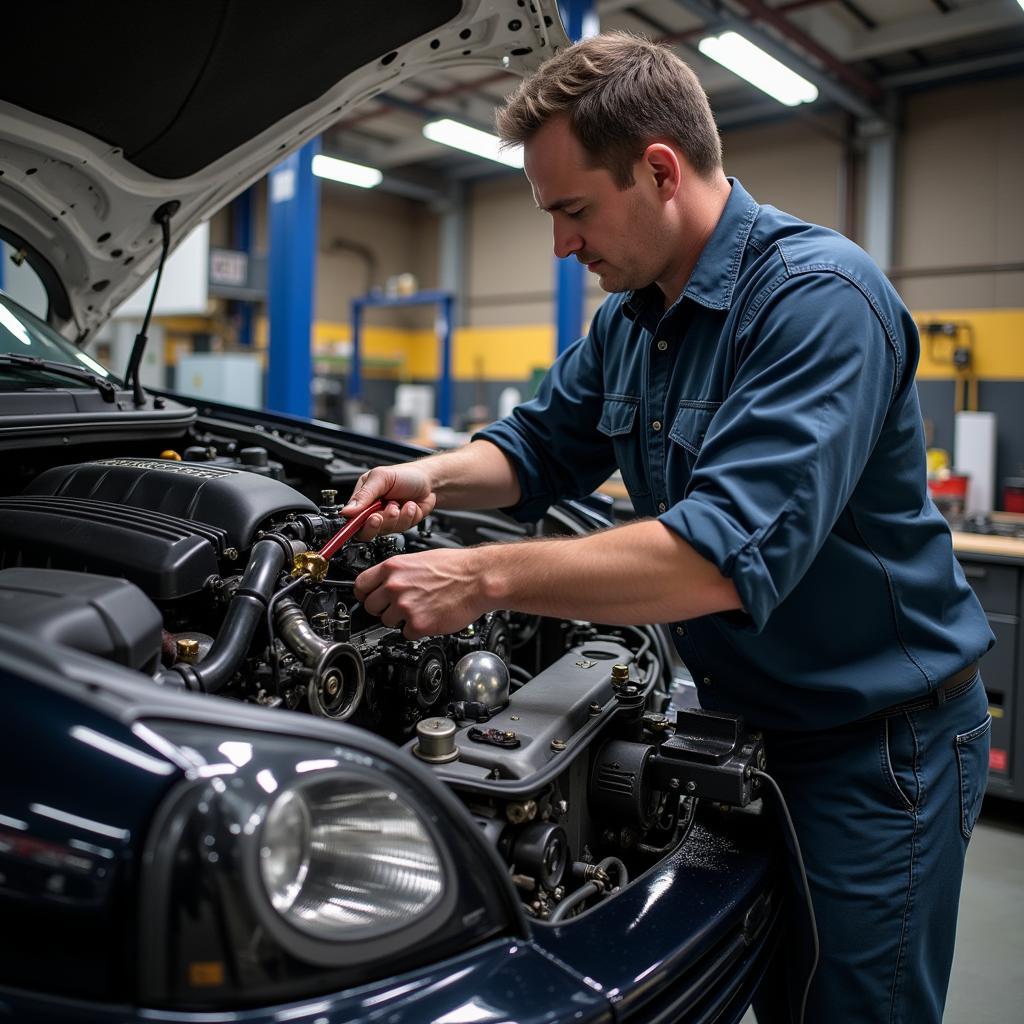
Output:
top-left (721, 116), bottom-right (845, 232)
top-left (316, 187), bottom-right (438, 328)
top-left (894, 76), bottom-right (1024, 310)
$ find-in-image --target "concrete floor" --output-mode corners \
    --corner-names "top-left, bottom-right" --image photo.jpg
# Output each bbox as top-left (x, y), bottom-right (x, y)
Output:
top-left (741, 796), bottom-right (1024, 1022)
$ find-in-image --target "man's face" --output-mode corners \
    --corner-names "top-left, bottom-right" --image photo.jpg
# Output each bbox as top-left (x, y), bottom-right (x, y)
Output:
top-left (524, 116), bottom-right (667, 294)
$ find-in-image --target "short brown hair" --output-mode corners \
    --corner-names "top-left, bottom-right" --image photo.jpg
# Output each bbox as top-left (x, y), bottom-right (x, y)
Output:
top-left (496, 31), bottom-right (721, 187)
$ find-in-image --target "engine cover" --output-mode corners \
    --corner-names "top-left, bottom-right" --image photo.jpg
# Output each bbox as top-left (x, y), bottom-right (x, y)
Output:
top-left (0, 567), bottom-right (162, 671)
top-left (26, 459), bottom-right (318, 547)
top-left (0, 458), bottom-right (317, 600)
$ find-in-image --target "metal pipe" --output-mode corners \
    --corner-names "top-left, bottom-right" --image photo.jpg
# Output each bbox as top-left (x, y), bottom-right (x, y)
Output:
top-left (274, 597), bottom-right (366, 720)
top-left (888, 260), bottom-right (1024, 281)
top-left (275, 596), bottom-right (331, 665)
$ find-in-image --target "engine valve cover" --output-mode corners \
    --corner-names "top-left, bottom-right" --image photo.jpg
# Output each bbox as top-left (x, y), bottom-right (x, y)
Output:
top-left (0, 459), bottom-right (318, 600)
top-left (26, 459), bottom-right (318, 548)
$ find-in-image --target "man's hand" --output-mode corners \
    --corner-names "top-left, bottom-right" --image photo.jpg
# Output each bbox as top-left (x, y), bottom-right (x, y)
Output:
top-left (342, 464), bottom-right (437, 541)
top-left (353, 548), bottom-right (490, 640)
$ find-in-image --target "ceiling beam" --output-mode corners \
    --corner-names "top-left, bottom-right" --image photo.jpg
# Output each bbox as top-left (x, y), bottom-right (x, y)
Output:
top-left (840, 0), bottom-right (1024, 61)
top-left (732, 0), bottom-right (881, 100)
top-left (879, 46), bottom-right (1024, 90)
top-left (670, 0), bottom-right (880, 120)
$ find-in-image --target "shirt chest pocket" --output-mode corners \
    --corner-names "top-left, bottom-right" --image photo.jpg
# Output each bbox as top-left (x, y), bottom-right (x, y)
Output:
top-left (668, 401), bottom-right (721, 465)
top-left (596, 395), bottom-right (650, 498)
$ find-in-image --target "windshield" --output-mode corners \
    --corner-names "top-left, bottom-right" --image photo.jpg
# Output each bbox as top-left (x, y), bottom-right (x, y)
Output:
top-left (0, 292), bottom-right (118, 389)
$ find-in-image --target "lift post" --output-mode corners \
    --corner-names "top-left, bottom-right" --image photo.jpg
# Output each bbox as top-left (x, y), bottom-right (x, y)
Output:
top-left (350, 289), bottom-right (455, 427)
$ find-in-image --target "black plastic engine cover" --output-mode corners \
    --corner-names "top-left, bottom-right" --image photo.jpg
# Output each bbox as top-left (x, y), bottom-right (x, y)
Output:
top-left (0, 567), bottom-right (162, 671)
top-left (25, 458), bottom-right (318, 548)
top-left (0, 458), bottom-right (318, 600)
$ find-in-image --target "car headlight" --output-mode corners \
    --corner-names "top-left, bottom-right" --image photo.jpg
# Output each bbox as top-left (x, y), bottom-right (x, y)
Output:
top-left (136, 725), bottom-right (523, 1010)
top-left (257, 774), bottom-right (443, 938)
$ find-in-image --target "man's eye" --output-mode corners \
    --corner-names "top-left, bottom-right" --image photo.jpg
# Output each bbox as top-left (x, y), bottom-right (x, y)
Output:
top-left (566, 208), bottom-right (585, 219)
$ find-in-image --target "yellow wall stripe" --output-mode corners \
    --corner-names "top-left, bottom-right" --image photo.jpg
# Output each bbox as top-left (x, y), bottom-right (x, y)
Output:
top-left (914, 309), bottom-right (1024, 381)
top-left (244, 310), bottom-right (1023, 383)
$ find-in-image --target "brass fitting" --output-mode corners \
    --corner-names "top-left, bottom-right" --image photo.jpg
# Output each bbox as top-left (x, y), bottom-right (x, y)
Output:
top-left (292, 550), bottom-right (328, 581)
top-left (160, 450), bottom-right (182, 461)
top-left (611, 663), bottom-right (630, 688)
top-left (175, 638), bottom-right (200, 664)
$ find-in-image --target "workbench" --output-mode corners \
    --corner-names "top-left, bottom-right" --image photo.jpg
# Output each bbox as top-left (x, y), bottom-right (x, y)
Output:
top-left (952, 524), bottom-right (1024, 802)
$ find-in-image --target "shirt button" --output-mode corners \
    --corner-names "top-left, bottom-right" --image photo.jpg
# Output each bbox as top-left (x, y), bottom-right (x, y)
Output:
top-left (658, 501), bottom-right (667, 513)
top-left (675, 625), bottom-right (686, 637)
top-left (657, 339), bottom-right (668, 352)
top-left (702, 676), bottom-right (713, 687)
top-left (652, 420), bottom-right (662, 432)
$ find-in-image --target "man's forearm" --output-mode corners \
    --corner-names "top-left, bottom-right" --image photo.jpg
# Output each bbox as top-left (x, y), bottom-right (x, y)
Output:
top-left (419, 439), bottom-right (522, 510)
top-left (476, 518), bottom-right (743, 625)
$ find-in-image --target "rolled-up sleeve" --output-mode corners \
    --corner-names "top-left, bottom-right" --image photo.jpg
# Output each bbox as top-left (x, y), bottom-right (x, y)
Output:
top-left (659, 271), bottom-right (899, 631)
top-left (474, 307), bottom-right (617, 522)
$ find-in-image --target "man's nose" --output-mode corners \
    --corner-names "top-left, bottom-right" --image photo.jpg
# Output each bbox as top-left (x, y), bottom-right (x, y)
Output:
top-left (553, 221), bottom-right (582, 260)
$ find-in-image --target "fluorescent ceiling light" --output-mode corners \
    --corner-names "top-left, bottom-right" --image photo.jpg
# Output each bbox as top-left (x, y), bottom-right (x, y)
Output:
top-left (698, 31), bottom-right (819, 107)
top-left (312, 154), bottom-right (382, 189)
top-left (422, 118), bottom-right (524, 168)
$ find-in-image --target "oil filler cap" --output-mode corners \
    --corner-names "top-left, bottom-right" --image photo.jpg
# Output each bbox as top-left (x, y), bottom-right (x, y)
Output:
top-left (413, 717), bottom-right (460, 764)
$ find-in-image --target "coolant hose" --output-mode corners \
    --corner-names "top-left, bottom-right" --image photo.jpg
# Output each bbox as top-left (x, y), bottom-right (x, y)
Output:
top-left (157, 537), bottom-right (292, 692)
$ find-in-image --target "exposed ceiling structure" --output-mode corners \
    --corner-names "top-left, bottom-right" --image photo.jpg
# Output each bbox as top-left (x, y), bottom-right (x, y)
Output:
top-left (320, 0), bottom-right (1024, 200)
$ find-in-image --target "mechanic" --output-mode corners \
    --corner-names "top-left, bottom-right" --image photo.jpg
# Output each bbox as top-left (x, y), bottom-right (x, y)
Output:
top-left (345, 32), bottom-right (994, 1023)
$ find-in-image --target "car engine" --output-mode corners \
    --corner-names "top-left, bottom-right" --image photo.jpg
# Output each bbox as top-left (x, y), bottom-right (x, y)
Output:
top-left (0, 449), bottom-right (748, 922)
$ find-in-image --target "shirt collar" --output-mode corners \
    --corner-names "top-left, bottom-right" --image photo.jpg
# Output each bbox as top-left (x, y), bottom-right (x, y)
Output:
top-left (623, 177), bottom-right (759, 324)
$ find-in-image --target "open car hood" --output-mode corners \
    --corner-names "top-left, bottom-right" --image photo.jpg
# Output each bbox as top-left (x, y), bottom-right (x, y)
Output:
top-left (0, 0), bottom-right (566, 341)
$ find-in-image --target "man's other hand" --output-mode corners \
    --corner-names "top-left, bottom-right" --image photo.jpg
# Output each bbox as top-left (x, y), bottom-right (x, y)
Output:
top-left (341, 464), bottom-right (437, 540)
top-left (353, 548), bottom-right (488, 640)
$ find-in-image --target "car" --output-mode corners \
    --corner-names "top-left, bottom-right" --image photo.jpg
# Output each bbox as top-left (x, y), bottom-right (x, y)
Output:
top-left (0, 3), bottom-right (781, 1022)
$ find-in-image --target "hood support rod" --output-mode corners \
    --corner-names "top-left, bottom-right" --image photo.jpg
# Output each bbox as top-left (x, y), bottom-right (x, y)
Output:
top-left (124, 200), bottom-right (179, 407)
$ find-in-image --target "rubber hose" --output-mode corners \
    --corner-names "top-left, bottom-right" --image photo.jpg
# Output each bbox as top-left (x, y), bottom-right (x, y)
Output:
top-left (157, 537), bottom-right (288, 691)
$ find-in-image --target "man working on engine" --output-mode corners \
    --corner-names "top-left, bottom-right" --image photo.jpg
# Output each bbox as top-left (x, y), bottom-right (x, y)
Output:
top-left (344, 32), bottom-right (993, 1023)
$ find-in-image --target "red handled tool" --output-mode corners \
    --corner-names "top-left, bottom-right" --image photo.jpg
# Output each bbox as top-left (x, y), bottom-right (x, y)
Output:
top-left (318, 499), bottom-right (385, 559)
top-left (292, 500), bottom-right (391, 580)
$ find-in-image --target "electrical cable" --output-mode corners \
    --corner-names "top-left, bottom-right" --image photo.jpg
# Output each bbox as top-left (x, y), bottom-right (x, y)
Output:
top-left (548, 880), bottom-right (601, 923)
top-left (596, 856), bottom-right (628, 887)
top-left (752, 768), bottom-right (818, 1024)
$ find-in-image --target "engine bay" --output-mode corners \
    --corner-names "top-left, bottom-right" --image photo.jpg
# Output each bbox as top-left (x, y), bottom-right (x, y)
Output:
top-left (0, 421), bottom-right (762, 924)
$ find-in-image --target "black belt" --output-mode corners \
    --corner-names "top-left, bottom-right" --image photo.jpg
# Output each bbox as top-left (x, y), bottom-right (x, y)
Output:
top-left (862, 662), bottom-right (980, 723)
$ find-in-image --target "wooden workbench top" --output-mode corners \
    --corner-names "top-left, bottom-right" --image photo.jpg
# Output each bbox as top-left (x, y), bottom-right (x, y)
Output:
top-left (952, 532), bottom-right (1024, 560)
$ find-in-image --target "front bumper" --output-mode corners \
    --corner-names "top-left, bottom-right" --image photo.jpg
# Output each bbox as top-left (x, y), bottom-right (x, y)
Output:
top-left (0, 938), bottom-right (612, 1023)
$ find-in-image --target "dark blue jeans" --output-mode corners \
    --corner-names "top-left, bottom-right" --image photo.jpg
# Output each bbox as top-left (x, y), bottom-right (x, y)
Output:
top-left (752, 674), bottom-right (991, 1023)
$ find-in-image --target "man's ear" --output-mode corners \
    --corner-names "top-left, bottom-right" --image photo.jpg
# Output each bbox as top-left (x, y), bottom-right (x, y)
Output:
top-left (642, 143), bottom-right (681, 199)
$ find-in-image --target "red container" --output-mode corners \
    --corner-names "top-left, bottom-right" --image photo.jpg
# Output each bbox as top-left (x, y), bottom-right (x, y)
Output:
top-left (928, 472), bottom-right (969, 519)
top-left (1004, 478), bottom-right (1024, 514)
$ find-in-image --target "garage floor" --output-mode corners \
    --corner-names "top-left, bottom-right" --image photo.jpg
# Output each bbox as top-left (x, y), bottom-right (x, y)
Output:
top-left (742, 797), bottom-right (1024, 1022)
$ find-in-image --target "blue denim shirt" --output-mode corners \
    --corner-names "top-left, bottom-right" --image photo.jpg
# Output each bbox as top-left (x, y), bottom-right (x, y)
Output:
top-left (477, 179), bottom-right (993, 730)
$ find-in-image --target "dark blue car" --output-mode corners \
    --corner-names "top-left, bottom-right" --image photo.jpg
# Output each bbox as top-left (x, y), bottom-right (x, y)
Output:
top-left (0, 3), bottom-right (780, 1020)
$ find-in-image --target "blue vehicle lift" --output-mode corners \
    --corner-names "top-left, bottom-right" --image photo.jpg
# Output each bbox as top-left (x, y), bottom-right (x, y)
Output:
top-left (267, 138), bottom-right (320, 418)
top-left (555, 0), bottom-right (595, 356)
top-left (349, 289), bottom-right (455, 427)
